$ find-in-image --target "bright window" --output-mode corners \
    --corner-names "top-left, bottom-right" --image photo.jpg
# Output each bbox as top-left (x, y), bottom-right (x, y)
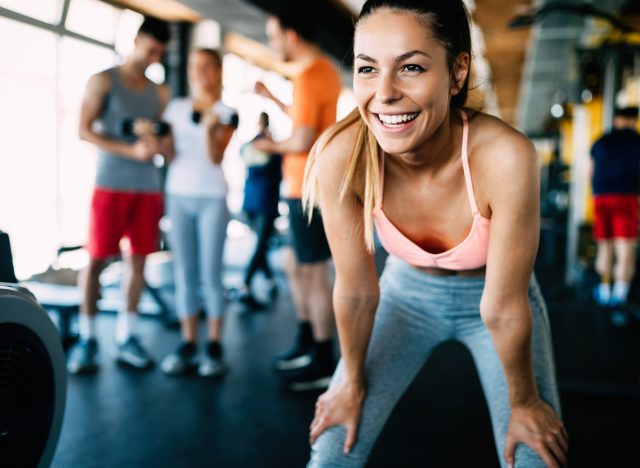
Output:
top-left (65, 0), bottom-right (120, 45)
top-left (58, 37), bottom-right (116, 250)
top-left (0, 0), bottom-right (63, 24)
top-left (0, 17), bottom-right (58, 278)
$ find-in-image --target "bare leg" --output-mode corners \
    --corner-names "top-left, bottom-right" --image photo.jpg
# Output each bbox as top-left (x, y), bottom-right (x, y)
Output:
top-left (595, 240), bottom-right (613, 281)
top-left (123, 254), bottom-right (146, 313)
top-left (283, 247), bottom-right (310, 321)
top-left (303, 261), bottom-right (334, 342)
top-left (79, 258), bottom-right (107, 316)
top-left (613, 238), bottom-right (637, 283)
top-left (207, 317), bottom-right (223, 342)
top-left (181, 315), bottom-right (199, 343)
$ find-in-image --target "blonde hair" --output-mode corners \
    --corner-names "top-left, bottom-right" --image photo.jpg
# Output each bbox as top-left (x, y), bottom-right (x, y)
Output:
top-left (302, 108), bottom-right (382, 252)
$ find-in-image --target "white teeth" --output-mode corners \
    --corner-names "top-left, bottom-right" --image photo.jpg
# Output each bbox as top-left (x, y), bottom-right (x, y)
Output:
top-left (377, 113), bottom-right (418, 126)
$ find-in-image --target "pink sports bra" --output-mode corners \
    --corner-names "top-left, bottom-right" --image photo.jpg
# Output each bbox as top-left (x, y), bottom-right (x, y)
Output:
top-left (373, 111), bottom-right (491, 270)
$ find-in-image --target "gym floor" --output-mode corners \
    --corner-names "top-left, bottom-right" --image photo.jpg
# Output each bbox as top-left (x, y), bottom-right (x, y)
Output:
top-left (50, 241), bottom-right (640, 468)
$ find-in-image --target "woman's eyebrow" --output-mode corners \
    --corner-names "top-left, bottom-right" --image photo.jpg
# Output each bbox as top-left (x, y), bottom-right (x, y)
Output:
top-left (355, 53), bottom-right (376, 63)
top-left (396, 50), bottom-right (432, 62)
top-left (354, 50), bottom-right (432, 63)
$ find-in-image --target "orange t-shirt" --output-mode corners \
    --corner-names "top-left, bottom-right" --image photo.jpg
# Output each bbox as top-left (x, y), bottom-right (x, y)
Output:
top-left (284, 57), bottom-right (342, 199)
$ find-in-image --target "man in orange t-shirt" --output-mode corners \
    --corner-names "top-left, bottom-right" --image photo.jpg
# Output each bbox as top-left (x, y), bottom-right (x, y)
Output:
top-left (253, 10), bottom-right (342, 391)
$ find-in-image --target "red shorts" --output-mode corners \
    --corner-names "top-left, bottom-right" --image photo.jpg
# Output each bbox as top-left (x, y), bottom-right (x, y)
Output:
top-left (593, 194), bottom-right (638, 240)
top-left (87, 188), bottom-right (163, 260)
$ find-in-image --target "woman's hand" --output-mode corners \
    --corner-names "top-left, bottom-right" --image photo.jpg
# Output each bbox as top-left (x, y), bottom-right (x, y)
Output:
top-left (505, 399), bottom-right (568, 468)
top-left (254, 81), bottom-right (275, 101)
top-left (202, 109), bottom-right (220, 129)
top-left (309, 381), bottom-right (365, 454)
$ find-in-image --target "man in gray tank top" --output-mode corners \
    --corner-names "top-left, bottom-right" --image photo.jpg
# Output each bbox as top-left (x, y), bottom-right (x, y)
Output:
top-left (67, 17), bottom-right (174, 375)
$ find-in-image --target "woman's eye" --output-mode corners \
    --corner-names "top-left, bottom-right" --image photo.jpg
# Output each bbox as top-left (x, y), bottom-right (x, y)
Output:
top-left (402, 64), bottom-right (425, 73)
top-left (357, 66), bottom-right (374, 74)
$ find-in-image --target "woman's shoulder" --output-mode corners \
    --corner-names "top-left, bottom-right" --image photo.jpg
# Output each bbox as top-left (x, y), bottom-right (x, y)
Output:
top-left (214, 100), bottom-right (237, 115)
top-left (315, 115), bottom-right (361, 172)
top-left (466, 109), bottom-right (536, 176)
top-left (165, 96), bottom-right (190, 114)
top-left (310, 114), bottom-right (366, 202)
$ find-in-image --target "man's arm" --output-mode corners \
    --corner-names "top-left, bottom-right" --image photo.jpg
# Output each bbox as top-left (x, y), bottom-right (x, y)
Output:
top-left (255, 81), bottom-right (290, 115)
top-left (253, 126), bottom-right (316, 155)
top-left (78, 72), bottom-right (157, 162)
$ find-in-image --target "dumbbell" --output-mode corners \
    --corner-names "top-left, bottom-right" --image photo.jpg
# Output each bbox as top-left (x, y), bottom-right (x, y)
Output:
top-left (118, 118), bottom-right (171, 137)
top-left (191, 109), bottom-right (239, 127)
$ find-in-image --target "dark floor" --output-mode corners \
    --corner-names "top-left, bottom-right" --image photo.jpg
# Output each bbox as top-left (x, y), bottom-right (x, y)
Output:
top-left (46, 239), bottom-right (640, 468)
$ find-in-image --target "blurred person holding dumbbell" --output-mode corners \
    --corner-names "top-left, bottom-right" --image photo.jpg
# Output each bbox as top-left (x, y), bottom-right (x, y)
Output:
top-left (68, 16), bottom-right (173, 375)
top-left (160, 48), bottom-right (239, 378)
top-left (237, 112), bottom-right (282, 308)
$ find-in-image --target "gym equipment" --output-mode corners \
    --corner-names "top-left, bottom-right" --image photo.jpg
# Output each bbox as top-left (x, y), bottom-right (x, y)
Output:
top-left (118, 118), bottom-right (171, 137)
top-left (0, 284), bottom-right (67, 467)
top-left (191, 108), bottom-right (239, 127)
top-left (0, 230), bottom-right (17, 283)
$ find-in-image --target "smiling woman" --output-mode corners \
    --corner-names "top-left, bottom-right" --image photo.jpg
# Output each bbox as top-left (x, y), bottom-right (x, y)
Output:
top-left (302, 1), bottom-right (568, 467)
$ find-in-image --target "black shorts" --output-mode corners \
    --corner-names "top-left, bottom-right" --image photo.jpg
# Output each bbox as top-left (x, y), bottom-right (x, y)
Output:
top-left (286, 198), bottom-right (331, 264)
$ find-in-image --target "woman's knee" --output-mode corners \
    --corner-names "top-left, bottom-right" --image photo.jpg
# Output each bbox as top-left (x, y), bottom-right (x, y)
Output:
top-left (308, 426), bottom-right (368, 468)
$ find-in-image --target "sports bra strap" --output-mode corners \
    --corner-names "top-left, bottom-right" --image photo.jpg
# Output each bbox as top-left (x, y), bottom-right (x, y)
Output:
top-left (377, 110), bottom-right (478, 214)
top-left (460, 110), bottom-right (479, 215)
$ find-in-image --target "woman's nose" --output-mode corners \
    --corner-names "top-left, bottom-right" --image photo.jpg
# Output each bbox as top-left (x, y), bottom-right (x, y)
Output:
top-left (376, 73), bottom-right (401, 105)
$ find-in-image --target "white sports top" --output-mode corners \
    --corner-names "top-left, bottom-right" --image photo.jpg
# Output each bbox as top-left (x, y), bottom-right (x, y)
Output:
top-left (164, 97), bottom-right (236, 198)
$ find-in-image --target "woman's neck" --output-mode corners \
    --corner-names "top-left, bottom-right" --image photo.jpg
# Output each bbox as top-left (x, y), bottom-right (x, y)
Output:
top-left (393, 110), bottom-right (461, 176)
top-left (193, 87), bottom-right (221, 108)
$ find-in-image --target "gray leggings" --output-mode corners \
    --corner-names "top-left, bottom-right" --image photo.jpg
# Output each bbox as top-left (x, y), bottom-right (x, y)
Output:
top-left (167, 194), bottom-right (229, 318)
top-left (309, 256), bottom-right (561, 467)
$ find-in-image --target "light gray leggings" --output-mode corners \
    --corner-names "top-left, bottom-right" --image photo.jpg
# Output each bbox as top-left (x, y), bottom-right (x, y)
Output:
top-left (309, 256), bottom-right (561, 467)
top-left (167, 194), bottom-right (229, 318)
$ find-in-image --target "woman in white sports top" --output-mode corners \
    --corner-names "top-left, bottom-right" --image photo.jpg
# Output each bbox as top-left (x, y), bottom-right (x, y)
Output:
top-left (161, 48), bottom-right (238, 378)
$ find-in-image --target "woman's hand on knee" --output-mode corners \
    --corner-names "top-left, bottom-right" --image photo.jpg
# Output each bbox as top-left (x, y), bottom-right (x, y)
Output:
top-left (309, 381), bottom-right (365, 454)
top-left (504, 399), bottom-right (568, 468)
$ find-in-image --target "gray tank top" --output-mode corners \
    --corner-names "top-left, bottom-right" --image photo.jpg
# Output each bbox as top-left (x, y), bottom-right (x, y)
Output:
top-left (95, 67), bottom-right (163, 192)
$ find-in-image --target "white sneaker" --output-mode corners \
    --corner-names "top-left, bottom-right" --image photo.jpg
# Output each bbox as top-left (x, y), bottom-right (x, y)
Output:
top-left (198, 354), bottom-right (228, 378)
top-left (594, 283), bottom-right (611, 306)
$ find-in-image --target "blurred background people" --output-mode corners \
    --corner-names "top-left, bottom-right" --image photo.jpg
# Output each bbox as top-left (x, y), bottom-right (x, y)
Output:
top-left (68, 16), bottom-right (172, 375)
top-left (160, 48), bottom-right (238, 377)
top-left (238, 112), bottom-right (282, 308)
top-left (590, 106), bottom-right (640, 307)
top-left (253, 9), bottom-right (342, 391)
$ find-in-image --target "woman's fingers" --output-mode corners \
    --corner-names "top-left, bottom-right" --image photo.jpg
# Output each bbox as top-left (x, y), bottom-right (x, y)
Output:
top-left (536, 445), bottom-right (560, 468)
top-left (309, 414), bottom-right (330, 446)
top-left (546, 433), bottom-right (567, 467)
top-left (560, 424), bottom-right (569, 448)
top-left (555, 425), bottom-right (569, 455)
top-left (343, 421), bottom-right (359, 454)
top-left (503, 434), bottom-right (516, 468)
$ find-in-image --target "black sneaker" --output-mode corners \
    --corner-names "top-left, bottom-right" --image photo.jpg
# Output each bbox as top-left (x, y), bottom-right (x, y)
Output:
top-left (115, 336), bottom-right (154, 369)
top-left (198, 342), bottom-right (228, 378)
top-left (273, 322), bottom-right (314, 371)
top-left (67, 338), bottom-right (99, 375)
top-left (161, 342), bottom-right (198, 375)
top-left (263, 278), bottom-right (279, 301)
top-left (238, 290), bottom-right (268, 309)
top-left (280, 351), bottom-right (336, 392)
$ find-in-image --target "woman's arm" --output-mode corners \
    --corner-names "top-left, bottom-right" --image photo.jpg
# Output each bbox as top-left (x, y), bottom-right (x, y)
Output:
top-left (204, 109), bottom-right (235, 164)
top-left (156, 85), bottom-right (175, 163)
top-left (479, 128), bottom-right (568, 467)
top-left (308, 123), bottom-right (380, 453)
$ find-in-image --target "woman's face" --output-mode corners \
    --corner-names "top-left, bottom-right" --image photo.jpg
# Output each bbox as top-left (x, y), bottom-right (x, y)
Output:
top-left (353, 10), bottom-right (467, 157)
top-left (188, 51), bottom-right (221, 94)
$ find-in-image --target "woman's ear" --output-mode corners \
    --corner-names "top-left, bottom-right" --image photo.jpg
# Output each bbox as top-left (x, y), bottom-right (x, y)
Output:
top-left (451, 52), bottom-right (470, 96)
